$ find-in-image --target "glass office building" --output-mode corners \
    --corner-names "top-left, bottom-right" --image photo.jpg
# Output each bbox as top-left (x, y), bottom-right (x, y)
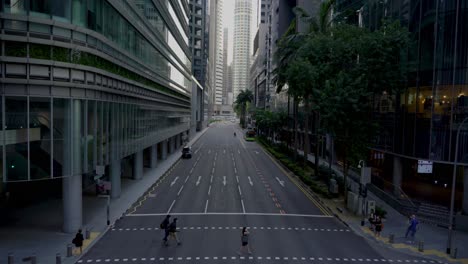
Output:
top-left (0, 0), bottom-right (196, 232)
top-left (337, 0), bottom-right (468, 213)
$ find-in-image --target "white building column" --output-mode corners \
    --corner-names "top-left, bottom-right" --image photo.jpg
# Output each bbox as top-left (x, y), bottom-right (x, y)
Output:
top-left (393, 156), bottom-right (403, 197)
top-left (133, 150), bottom-right (143, 180)
top-left (62, 99), bottom-right (83, 233)
top-left (150, 145), bottom-right (158, 168)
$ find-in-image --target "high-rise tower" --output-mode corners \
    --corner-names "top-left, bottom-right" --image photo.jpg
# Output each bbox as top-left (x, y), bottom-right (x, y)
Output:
top-left (232, 0), bottom-right (253, 99)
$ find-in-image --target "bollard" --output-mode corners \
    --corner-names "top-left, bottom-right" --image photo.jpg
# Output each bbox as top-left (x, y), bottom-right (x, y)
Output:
top-left (56, 253), bottom-right (62, 264)
top-left (389, 234), bottom-right (394, 244)
top-left (418, 241), bottom-right (424, 252)
top-left (85, 229), bottom-right (91, 240)
top-left (8, 253), bottom-right (14, 264)
top-left (451, 248), bottom-right (457, 259)
top-left (31, 254), bottom-right (37, 264)
top-left (67, 244), bottom-right (73, 257)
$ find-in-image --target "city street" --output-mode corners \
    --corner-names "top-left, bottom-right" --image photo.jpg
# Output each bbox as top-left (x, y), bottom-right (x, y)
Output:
top-left (78, 123), bottom-right (438, 263)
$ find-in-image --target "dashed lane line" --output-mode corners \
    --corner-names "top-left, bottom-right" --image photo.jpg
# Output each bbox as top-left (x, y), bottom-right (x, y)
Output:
top-left (78, 257), bottom-right (442, 263)
top-left (113, 226), bottom-right (352, 232)
top-left (128, 212), bottom-right (333, 218)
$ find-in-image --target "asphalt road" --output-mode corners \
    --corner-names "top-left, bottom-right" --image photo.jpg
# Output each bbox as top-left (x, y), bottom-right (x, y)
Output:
top-left (78, 123), bottom-right (440, 264)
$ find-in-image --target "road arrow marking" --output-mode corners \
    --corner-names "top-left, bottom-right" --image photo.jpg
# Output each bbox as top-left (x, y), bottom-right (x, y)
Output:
top-left (276, 177), bottom-right (285, 187)
top-left (248, 176), bottom-right (254, 186)
top-left (223, 176), bottom-right (227, 186)
top-left (196, 176), bottom-right (201, 186)
top-left (171, 177), bottom-right (179, 187)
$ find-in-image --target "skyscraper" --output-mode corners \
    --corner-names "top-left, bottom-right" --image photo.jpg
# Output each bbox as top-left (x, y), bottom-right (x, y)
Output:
top-left (222, 28), bottom-right (229, 104)
top-left (232, 0), bottom-right (253, 99)
top-left (209, 0), bottom-right (224, 108)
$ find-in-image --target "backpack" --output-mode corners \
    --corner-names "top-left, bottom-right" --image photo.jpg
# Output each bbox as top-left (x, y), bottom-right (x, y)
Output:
top-left (160, 219), bottom-right (169, 229)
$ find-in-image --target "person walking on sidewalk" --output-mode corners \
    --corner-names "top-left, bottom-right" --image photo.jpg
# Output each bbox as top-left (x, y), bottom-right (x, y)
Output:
top-left (237, 227), bottom-right (252, 255)
top-left (160, 215), bottom-right (171, 245)
top-left (374, 216), bottom-right (383, 237)
top-left (72, 229), bottom-right (84, 254)
top-left (405, 214), bottom-right (419, 243)
top-left (167, 218), bottom-right (181, 246)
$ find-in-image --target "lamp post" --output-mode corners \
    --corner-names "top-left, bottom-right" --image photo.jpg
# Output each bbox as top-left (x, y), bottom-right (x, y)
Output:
top-left (447, 116), bottom-right (468, 255)
top-left (358, 160), bottom-right (368, 225)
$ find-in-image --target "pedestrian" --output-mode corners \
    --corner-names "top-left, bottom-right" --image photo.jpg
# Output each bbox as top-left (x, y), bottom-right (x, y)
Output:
top-left (237, 227), bottom-right (252, 255)
top-left (405, 214), bottom-right (419, 243)
top-left (368, 209), bottom-right (377, 231)
top-left (160, 215), bottom-right (171, 245)
top-left (167, 218), bottom-right (181, 246)
top-left (72, 229), bottom-right (84, 254)
top-left (374, 216), bottom-right (383, 237)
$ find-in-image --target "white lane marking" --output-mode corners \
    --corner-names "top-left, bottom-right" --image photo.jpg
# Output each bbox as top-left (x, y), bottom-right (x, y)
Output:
top-left (177, 186), bottom-right (184, 196)
top-left (234, 167), bottom-right (237, 174)
top-left (223, 176), bottom-right (227, 186)
top-left (204, 200), bottom-right (209, 213)
top-left (210, 175), bottom-right (213, 183)
top-left (238, 186), bottom-right (242, 196)
top-left (238, 149), bottom-right (240, 154)
top-left (184, 176), bottom-right (189, 183)
top-left (276, 177), bottom-right (285, 187)
top-left (254, 151), bottom-right (259, 154)
top-left (170, 177), bottom-right (179, 187)
top-left (167, 200), bottom-right (176, 213)
top-left (248, 176), bottom-right (253, 186)
top-left (241, 200), bottom-right (246, 213)
top-left (208, 185), bottom-right (211, 196)
top-left (189, 168), bottom-right (194, 174)
top-left (196, 176), bottom-right (202, 186)
top-left (212, 168), bottom-right (215, 174)
top-left (208, 149), bottom-right (211, 154)
top-left (236, 176), bottom-right (239, 183)
top-left (224, 149), bottom-right (226, 154)
top-left (128, 212), bottom-right (334, 218)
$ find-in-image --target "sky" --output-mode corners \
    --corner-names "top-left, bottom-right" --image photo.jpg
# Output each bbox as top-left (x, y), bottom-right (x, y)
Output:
top-left (223, 0), bottom-right (259, 64)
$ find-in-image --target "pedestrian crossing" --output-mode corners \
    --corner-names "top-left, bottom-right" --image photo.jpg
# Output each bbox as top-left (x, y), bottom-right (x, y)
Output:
top-left (110, 226), bottom-right (351, 232)
top-left (78, 256), bottom-right (444, 263)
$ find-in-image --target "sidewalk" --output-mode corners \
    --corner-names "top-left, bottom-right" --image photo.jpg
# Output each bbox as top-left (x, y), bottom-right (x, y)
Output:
top-left (0, 128), bottom-right (208, 264)
top-left (295, 150), bottom-right (468, 263)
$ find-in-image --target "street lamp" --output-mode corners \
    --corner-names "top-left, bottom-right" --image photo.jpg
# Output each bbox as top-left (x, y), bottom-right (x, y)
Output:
top-left (447, 116), bottom-right (468, 255)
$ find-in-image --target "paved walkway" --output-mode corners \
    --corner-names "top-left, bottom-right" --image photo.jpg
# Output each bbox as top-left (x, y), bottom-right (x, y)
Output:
top-left (294, 149), bottom-right (468, 263)
top-left (0, 128), bottom-right (208, 264)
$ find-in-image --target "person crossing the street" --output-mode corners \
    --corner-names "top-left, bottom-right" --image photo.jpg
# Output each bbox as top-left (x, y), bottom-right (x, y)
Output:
top-left (160, 215), bottom-right (171, 245)
top-left (167, 218), bottom-right (181, 246)
top-left (237, 227), bottom-right (252, 255)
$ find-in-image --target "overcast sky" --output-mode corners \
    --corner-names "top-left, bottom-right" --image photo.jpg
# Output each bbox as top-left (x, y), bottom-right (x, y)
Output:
top-left (223, 0), bottom-right (259, 64)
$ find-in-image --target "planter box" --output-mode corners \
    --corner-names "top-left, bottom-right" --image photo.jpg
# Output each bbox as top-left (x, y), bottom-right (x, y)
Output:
top-left (455, 214), bottom-right (468, 232)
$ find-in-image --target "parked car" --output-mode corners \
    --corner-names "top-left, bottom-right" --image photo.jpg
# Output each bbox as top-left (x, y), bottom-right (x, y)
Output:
top-left (181, 146), bottom-right (192, 159)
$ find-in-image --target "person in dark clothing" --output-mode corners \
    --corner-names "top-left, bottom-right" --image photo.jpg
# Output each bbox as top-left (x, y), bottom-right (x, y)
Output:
top-left (72, 229), bottom-right (85, 254)
top-left (405, 214), bottom-right (419, 243)
top-left (160, 215), bottom-right (171, 244)
top-left (167, 218), bottom-right (181, 246)
top-left (374, 216), bottom-right (383, 237)
top-left (237, 227), bottom-right (252, 255)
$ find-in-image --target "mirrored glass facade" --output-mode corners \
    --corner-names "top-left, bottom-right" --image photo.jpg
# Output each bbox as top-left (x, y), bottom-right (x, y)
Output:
top-left (337, 0), bottom-right (468, 208)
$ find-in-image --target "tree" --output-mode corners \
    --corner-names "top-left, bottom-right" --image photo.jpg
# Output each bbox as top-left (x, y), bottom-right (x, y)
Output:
top-left (235, 89), bottom-right (254, 128)
top-left (275, 0), bottom-right (336, 170)
top-left (275, 1), bottom-right (410, 201)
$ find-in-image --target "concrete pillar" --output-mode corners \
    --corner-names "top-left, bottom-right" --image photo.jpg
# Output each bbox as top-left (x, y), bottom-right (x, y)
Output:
top-left (150, 145), bottom-right (158, 168)
top-left (169, 137), bottom-right (175, 154)
top-left (393, 156), bottom-right (403, 197)
top-left (110, 159), bottom-right (121, 199)
top-left (162, 140), bottom-right (168, 160)
top-left (110, 102), bottom-right (121, 199)
top-left (133, 150), bottom-right (143, 180)
top-left (463, 166), bottom-right (468, 213)
top-left (63, 99), bottom-right (83, 233)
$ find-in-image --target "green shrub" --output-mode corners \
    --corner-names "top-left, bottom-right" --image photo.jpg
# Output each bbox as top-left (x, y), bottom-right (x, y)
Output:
top-left (52, 47), bottom-right (70, 62)
top-left (375, 206), bottom-right (387, 218)
top-left (5, 42), bottom-right (27, 57)
top-left (30, 43), bottom-right (51, 59)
